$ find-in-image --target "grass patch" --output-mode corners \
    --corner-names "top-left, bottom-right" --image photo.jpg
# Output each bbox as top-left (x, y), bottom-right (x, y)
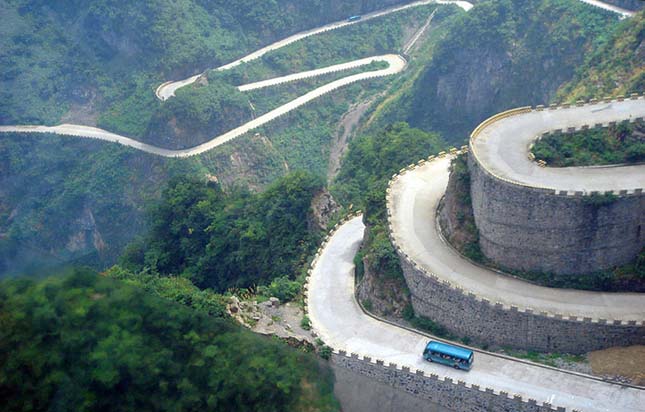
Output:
top-left (532, 120), bottom-right (645, 167)
top-left (504, 349), bottom-right (587, 368)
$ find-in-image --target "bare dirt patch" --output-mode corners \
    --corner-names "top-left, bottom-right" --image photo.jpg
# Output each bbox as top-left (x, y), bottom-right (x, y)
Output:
top-left (60, 92), bottom-right (99, 126)
top-left (327, 100), bottom-right (373, 183)
top-left (588, 345), bottom-right (645, 385)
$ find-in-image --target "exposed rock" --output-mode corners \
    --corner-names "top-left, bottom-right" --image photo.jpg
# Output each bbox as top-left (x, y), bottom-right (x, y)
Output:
top-left (65, 206), bottom-right (106, 256)
top-left (407, 2), bottom-right (612, 145)
top-left (251, 299), bottom-right (315, 343)
top-left (309, 189), bottom-right (340, 230)
top-left (228, 296), bottom-right (241, 314)
top-left (356, 254), bottom-right (410, 319)
top-left (437, 154), bottom-right (478, 253)
top-left (195, 74), bottom-right (209, 87)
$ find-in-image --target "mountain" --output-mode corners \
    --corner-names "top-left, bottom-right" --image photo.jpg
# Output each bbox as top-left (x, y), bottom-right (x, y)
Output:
top-left (558, 9), bottom-right (644, 100)
top-left (385, 0), bottom-right (620, 143)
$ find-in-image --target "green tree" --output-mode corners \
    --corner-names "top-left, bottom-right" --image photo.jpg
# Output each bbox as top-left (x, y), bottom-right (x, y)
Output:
top-left (0, 269), bottom-right (339, 411)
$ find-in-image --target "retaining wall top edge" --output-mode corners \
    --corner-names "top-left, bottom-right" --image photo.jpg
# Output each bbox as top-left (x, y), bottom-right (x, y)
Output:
top-left (468, 101), bottom-right (644, 197)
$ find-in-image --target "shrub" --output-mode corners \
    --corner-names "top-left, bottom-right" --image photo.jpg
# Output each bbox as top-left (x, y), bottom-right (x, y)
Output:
top-left (319, 345), bottom-right (333, 360)
top-left (402, 303), bottom-right (415, 321)
top-left (259, 276), bottom-right (302, 302)
top-left (300, 315), bottom-right (311, 331)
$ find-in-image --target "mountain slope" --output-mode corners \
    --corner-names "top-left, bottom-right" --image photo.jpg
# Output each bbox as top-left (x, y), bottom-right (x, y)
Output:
top-left (558, 10), bottom-right (644, 100)
top-left (379, 0), bottom-right (620, 144)
top-left (0, 269), bottom-right (339, 411)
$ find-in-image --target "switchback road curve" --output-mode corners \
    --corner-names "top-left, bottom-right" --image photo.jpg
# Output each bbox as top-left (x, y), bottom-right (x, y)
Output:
top-left (154, 0), bottom-right (473, 100)
top-left (0, 54), bottom-right (406, 158)
top-left (387, 99), bottom-right (645, 322)
top-left (307, 215), bottom-right (645, 412)
top-left (0, 0), bottom-right (630, 157)
top-left (0, 0), bottom-right (473, 157)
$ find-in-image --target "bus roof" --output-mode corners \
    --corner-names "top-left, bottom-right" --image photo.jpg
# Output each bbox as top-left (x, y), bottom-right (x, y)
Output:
top-left (426, 341), bottom-right (473, 360)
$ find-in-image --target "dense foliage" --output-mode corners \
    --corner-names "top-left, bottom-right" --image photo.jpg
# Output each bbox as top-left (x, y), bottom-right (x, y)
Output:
top-left (121, 172), bottom-right (324, 291)
top-left (104, 265), bottom-right (228, 317)
top-left (0, 133), bottom-right (203, 276)
top-left (558, 11), bottom-right (644, 100)
top-left (532, 121), bottom-right (645, 166)
top-left (1, 0), bottom-right (438, 272)
top-left (0, 0), bottom-right (404, 125)
top-left (0, 269), bottom-right (339, 412)
top-left (332, 122), bottom-right (443, 296)
top-left (333, 122), bottom-right (444, 208)
top-left (372, 0), bottom-right (619, 144)
top-left (100, 5), bottom-right (432, 148)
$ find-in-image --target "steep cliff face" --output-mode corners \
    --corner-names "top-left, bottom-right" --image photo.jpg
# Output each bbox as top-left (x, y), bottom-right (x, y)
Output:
top-left (356, 227), bottom-right (411, 318)
top-left (404, 0), bottom-right (618, 143)
top-left (437, 154), bottom-right (479, 259)
top-left (0, 133), bottom-right (191, 276)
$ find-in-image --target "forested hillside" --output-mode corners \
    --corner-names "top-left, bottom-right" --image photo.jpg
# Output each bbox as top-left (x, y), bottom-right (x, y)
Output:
top-left (0, 1), bottom-right (448, 275)
top-left (374, 0), bottom-right (620, 143)
top-left (0, 269), bottom-right (339, 411)
top-left (0, 0), bottom-right (407, 125)
top-left (557, 10), bottom-right (644, 100)
top-left (119, 172), bottom-right (325, 291)
top-left (0, 0), bottom-right (633, 277)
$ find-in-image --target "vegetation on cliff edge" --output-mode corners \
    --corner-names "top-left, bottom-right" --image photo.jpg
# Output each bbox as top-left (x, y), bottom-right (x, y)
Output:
top-left (332, 122), bottom-right (444, 316)
top-left (0, 269), bottom-right (339, 412)
top-left (120, 171), bottom-right (324, 291)
top-left (532, 120), bottom-right (645, 166)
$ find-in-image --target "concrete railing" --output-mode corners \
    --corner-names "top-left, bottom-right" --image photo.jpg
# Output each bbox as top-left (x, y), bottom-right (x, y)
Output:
top-left (468, 93), bottom-right (645, 197)
top-left (332, 351), bottom-right (576, 412)
top-left (385, 147), bottom-right (644, 327)
top-left (304, 209), bottom-right (599, 411)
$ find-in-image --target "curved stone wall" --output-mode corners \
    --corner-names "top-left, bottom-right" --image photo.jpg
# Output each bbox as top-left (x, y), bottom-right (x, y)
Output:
top-left (398, 256), bottom-right (645, 353)
top-left (468, 152), bottom-right (644, 275)
top-left (385, 143), bottom-right (645, 354)
top-left (331, 352), bottom-right (571, 412)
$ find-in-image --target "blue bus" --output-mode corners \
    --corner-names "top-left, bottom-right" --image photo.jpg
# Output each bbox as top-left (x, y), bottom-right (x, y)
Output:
top-left (347, 15), bottom-right (362, 22)
top-left (423, 341), bottom-right (474, 371)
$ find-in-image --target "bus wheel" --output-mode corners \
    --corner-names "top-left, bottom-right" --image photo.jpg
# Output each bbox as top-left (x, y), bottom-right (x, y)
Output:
top-left (453, 364), bottom-right (459, 369)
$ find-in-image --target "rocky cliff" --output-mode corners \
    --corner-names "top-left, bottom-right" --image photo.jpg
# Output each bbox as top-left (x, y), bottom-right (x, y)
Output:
top-left (404, 0), bottom-right (618, 144)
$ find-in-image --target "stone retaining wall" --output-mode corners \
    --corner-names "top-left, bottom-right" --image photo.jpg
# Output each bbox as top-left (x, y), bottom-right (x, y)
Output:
top-left (467, 96), bottom-right (645, 275)
top-left (385, 110), bottom-right (645, 352)
top-left (399, 256), bottom-right (645, 353)
top-left (331, 351), bottom-right (571, 412)
top-left (469, 152), bottom-right (644, 275)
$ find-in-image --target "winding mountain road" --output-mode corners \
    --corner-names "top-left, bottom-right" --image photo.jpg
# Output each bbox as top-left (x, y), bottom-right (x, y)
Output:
top-left (307, 215), bottom-right (645, 412)
top-left (471, 99), bottom-right (645, 194)
top-left (577, 0), bottom-right (635, 17)
top-left (0, 54), bottom-right (406, 158)
top-left (0, 0), bottom-right (631, 157)
top-left (389, 148), bottom-right (645, 322)
top-left (307, 98), bottom-right (645, 411)
top-left (0, 0), bottom-right (472, 157)
top-left (0, 0), bottom-right (641, 409)
top-left (154, 0), bottom-right (473, 100)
